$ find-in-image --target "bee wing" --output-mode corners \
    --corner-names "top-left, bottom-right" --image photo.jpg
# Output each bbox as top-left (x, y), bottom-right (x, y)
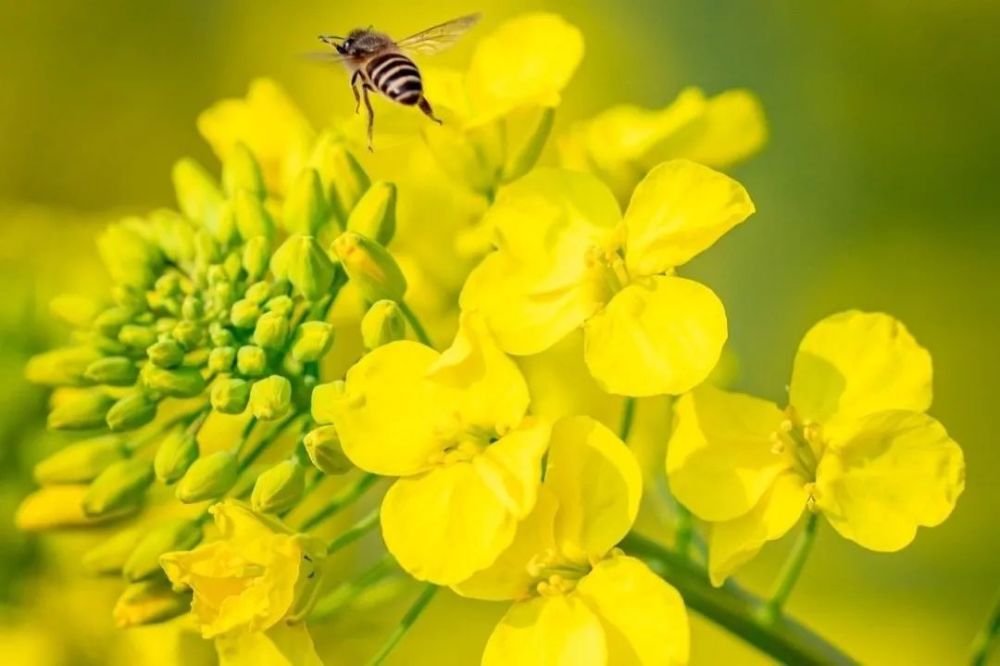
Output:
top-left (396, 13), bottom-right (481, 56)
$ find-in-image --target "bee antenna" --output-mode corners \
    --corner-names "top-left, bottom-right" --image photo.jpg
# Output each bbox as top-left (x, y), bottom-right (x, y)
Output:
top-left (318, 34), bottom-right (344, 44)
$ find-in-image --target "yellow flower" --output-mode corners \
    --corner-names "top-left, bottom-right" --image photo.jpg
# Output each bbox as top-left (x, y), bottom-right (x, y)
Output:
top-left (198, 79), bottom-right (316, 195)
top-left (454, 416), bottom-right (689, 666)
top-left (215, 623), bottom-right (324, 666)
top-left (160, 500), bottom-right (325, 638)
top-left (313, 313), bottom-right (549, 585)
top-left (666, 311), bottom-right (966, 585)
top-left (461, 160), bottom-right (754, 396)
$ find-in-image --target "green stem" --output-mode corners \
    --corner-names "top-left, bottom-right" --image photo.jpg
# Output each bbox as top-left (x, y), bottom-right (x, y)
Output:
top-left (620, 531), bottom-right (856, 665)
top-left (674, 504), bottom-right (694, 559)
top-left (618, 396), bottom-right (637, 442)
top-left (970, 589), bottom-right (1000, 666)
top-left (398, 300), bottom-right (433, 348)
top-left (299, 473), bottom-right (379, 531)
top-left (325, 506), bottom-right (380, 556)
top-left (760, 512), bottom-right (820, 623)
top-left (367, 583), bottom-right (439, 666)
top-left (310, 554), bottom-right (396, 621)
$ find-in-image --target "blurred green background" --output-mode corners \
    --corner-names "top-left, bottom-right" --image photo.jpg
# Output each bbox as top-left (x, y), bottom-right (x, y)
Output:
top-left (1, 1), bottom-right (998, 664)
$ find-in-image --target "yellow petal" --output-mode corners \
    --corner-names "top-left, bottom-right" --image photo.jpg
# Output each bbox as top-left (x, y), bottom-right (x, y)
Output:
top-left (546, 416), bottom-right (641, 561)
top-left (216, 622), bottom-right (324, 666)
top-left (466, 13), bottom-right (584, 125)
top-left (331, 341), bottom-right (456, 476)
top-left (623, 159), bottom-right (754, 276)
top-left (482, 595), bottom-right (607, 666)
top-left (381, 420), bottom-right (549, 585)
top-left (584, 276), bottom-right (727, 397)
top-left (708, 472), bottom-right (807, 587)
top-left (815, 410), bottom-right (965, 552)
top-left (575, 554), bottom-right (689, 666)
top-left (666, 386), bottom-right (789, 522)
top-left (789, 311), bottom-right (933, 423)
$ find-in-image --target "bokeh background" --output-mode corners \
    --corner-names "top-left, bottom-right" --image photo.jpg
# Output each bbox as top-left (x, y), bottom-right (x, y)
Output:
top-left (2, 1), bottom-right (998, 664)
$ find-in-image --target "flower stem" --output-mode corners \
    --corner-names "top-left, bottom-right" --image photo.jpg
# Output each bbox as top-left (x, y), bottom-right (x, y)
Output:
top-left (367, 583), bottom-right (439, 666)
top-left (620, 530), bottom-right (856, 665)
top-left (398, 300), bottom-right (433, 348)
top-left (299, 472), bottom-right (379, 531)
top-left (311, 554), bottom-right (397, 621)
top-left (760, 512), bottom-right (820, 623)
top-left (970, 589), bottom-right (1000, 666)
top-left (325, 506), bottom-right (380, 556)
top-left (618, 396), bottom-right (637, 442)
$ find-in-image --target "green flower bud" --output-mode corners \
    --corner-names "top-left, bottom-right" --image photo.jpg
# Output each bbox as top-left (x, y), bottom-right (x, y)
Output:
top-left (48, 391), bottom-right (115, 430)
top-left (270, 235), bottom-right (336, 302)
top-left (206, 263), bottom-right (228, 286)
top-left (243, 235), bottom-right (271, 282)
top-left (223, 250), bottom-right (244, 282)
top-left (230, 298), bottom-right (261, 329)
top-left (290, 321), bottom-right (334, 363)
top-left (249, 375), bottom-right (292, 421)
top-left (172, 320), bottom-right (204, 349)
top-left (155, 317), bottom-right (179, 334)
top-left (347, 180), bottom-right (397, 246)
top-left (283, 168), bottom-right (329, 235)
top-left (154, 429), bottom-right (200, 484)
top-left (244, 281), bottom-right (270, 305)
top-left (176, 450), bottom-right (238, 503)
top-left (154, 272), bottom-right (182, 298)
top-left (97, 222), bottom-right (163, 288)
top-left (94, 306), bottom-right (135, 337)
top-left (147, 339), bottom-right (184, 368)
top-left (236, 345), bottom-right (268, 377)
top-left (113, 285), bottom-right (147, 312)
top-left (141, 364), bottom-right (206, 398)
top-left (147, 292), bottom-right (180, 318)
top-left (83, 458), bottom-right (153, 516)
top-left (251, 458), bottom-right (306, 514)
top-left (312, 136), bottom-right (370, 222)
top-left (118, 324), bottom-right (157, 350)
top-left (49, 294), bottom-right (99, 328)
top-left (501, 107), bottom-right (555, 182)
top-left (83, 527), bottom-right (144, 575)
top-left (113, 580), bottom-right (191, 628)
top-left (265, 294), bottom-right (294, 315)
top-left (253, 311), bottom-right (289, 350)
top-left (210, 376), bottom-right (251, 414)
top-left (195, 231), bottom-right (223, 271)
top-left (181, 295), bottom-right (204, 321)
top-left (234, 189), bottom-right (275, 241)
top-left (208, 346), bottom-right (236, 374)
top-left (303, 425), bottom-right (352, 474)
top-left (361, 300), bottom-right (405, 351)
top-left (173, 158), bottom-right (223, 237)
top-left (331, 231), bottom-right (407, 303)
top-left (149, 209), bottom-right (197, 266)
top-left (26, 346), bottom-right (102, 387)
top-left (209, 322), bottom-right (236, 347)
top-left (106, 392), bottom-right (158, 432)
top-left (222, 142), bottom-right (265, 199)
top-left (183, 347), bottom-right (211, 367)
top-left (83, 356), bottom-right (138, 386)
top-left (310, 380), bottom-right (345, 424)
top-left (123, 519), bottom-right (202, 581)
top-left (34, 435), bottom-right (127, 484)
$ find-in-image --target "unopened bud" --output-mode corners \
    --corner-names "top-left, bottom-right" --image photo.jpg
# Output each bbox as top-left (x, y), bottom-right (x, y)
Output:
top-left (209, 322), bottom-right (236, 347)
top-left (83, 527), bottom-right (144, 575)
top-left (290, 321), bottom-right (334, 362)
top-left (141, 364), bottom-right (206, 398)
top-left (331, 231), bottom-right (406, 303)
top-left (283, 168), bottom-right (329, 235)
top-left (223, 142), bottom-right (266, 199)
top-left (208, 346), bottom-right (236, 374)
top-left (243, 235), bottom-right (271, 282)
top-left (303, 425), bottom-right (352, 474)
top-left (249, 375), bottom-right (292, 421)
top-left (147, 339), bottom-right (184, 368)
top-left (236, 345), bottom-right (268, 377)
top-left (230, 298), bottom-right (261, 329)
top-left (113, 580), bottom-right (191, 628)
top-left (266, 294), bottom-right (294, 315)
top-left (118, 324), bottom-right (157, 350)
top-left (245, 280), bottom-right (272, 304)
top-left (15, 485), bottom-right (114, 531)
top-left (253, 311), bottom-right (289, 350)
top-left (123, 519), bottom-right (202, 581)
top-left (172, 320), bottom-right (204, 349)
top-left (251, 458), bottom-right (305, 513)
top-left (347, 180), bottom-right (397, 245)
top-left (27, 346), bottom-right (102, 387)
top-left (173, 158), bottom-right (224, 238)
top-left (210, 377), bottom-right (251, 414)
top-left (50, 294), bottom-right (99, 328)
top-left (83, 356), bottom-right (138, 386)
top-left (83, 458), bottom-right (153, 517)
top-left (361, 300), bottom-right (405, 350)
top-left (312, 135), bottom-right (370, 222)
top-left (176, 451), bottom-right (238, 503)
top-left (97, 222), bottom-right (163, 288)
top-left (154, 429), bottom-right (200, 484)
top-left (34, 435), bottom-right (126, 484)
top-left (271, 235), bottom-right (336, 302)
top-left (48, 391), bottom-right (115, 430)
top-left (106, 391), bottom-right (158, 431)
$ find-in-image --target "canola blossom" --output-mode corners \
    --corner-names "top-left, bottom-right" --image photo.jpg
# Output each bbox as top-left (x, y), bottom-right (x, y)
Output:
top-left (16, 11), bottom-right (982, 666)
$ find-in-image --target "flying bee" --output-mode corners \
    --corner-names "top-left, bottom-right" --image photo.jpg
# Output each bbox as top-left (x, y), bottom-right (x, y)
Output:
top-left (313, 13), bottom-right (481, 150)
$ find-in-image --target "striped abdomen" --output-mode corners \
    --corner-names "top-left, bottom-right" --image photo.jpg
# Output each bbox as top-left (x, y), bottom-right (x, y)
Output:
top-left (364, 52), bottom-right (423, 106)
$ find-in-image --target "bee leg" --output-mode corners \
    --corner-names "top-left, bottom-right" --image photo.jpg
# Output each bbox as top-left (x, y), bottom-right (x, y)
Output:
top-left (418, 97), bottom-right (444, 125)
top-left (362, 87), bottom-right (375, 151)
top-left (350, 72), bottom-right (362, 114)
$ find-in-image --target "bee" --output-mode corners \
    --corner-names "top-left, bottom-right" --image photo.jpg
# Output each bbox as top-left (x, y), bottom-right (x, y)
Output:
top-left (313, 14), bottom-right (481, 150)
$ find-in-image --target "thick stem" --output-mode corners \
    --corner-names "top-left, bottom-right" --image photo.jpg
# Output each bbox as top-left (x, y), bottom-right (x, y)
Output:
top-left (367, 583), bottom-right (439, 666)
top-left (299, 472), bottom-right (379, 531)
top-left (619, 396), bottom-right (637, 442)
top-left (620, 531), bottom-right (856, 666)
top-left (760, 512), bottom-right (820, 623)
top-left (398, 300), bottom-right (433, 348)
top-left (325, 506), bottom-right (380, 556)
top-left (970, 589), bottom-right (1000, 666)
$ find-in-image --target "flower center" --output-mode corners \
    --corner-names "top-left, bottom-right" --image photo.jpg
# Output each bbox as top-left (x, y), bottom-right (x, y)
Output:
top-left (770, 407), bottom-right (825, 510)
top-left (585, 236), bottom-right (630, 296)
top-left (427, 419), bottom-right (498, 466)
top-left (526, 549), bottom-right (591, 597)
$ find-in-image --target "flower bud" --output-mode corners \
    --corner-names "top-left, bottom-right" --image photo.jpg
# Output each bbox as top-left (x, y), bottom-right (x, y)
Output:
top-left (236, 345), bottom-right (268, 377)
top-left (230, 298), bottom-right (261, 329)
top-left (331, 231), bottom-right (406, 303)
top-left (172, 320), bottom-right (205, 349)
top-left (154, 429), bottom-right (200, 484)
top-left (83, 458), bottom-right (154, 517)
top-left (113, 285), bottom-right (147, 312)
top-left (283, 168), bottom-right (329, 235)
top-left (106, 391), bottom-right (158, 431)
top-left (361, 300), bottom-right (406, 350)
top-left (97, 222), bottom-right (163, 288)
top-left (123, 519), bottom-right (202, 581)
top-left (251, 458), bottom-right (305, 513)
top-left (243, 235), bottom-right (271, 282)
top-left (290, 321), bottom-right (334, 363)
top-left (312, 135), bottom-right (370, 222)
top-left (233, 191), bottom-right (275, 245)
top-left (83, 527), bottom-right (144, 575)
top-left (266, 294), bottom-right (294, 316)
top-left (210, 377), bottom-right (251, 414)
top-left (245, 280), bottom-right (272, 304)
top-left (15, 485), bottom-right (112, 531)
top-left (176, 451), bottom-right (238, 503)
top-left (347, 180), bottom-right (397, 246)
top-left (303, 425), bottom-right (352, 474)
top-left (118, 324), bottom-right (157, 350)
top-left (501, 107), bottom-right (555, 182)
top-left (48, 391), bottom-right (115, 430)
top-left (209, 322), bottom-right (236, 347)
top-left (173, 157), bottom-right (224, 237)
top-left (50, 294), bottom-right (99, 328)
top-left (310, 380), bottom-right (345, 424)
top-left (141, 364), bottom-right (206, 398)
top-left (94, 306), bottom-right (135, 337)
top-left (34, 435), bottom-right (126, 484)
top-left (113, 580), bottom-right (191, 628)
top-left (27, 346), bottom-right (102, 387)
top-left (222, 142), bottom-right (265, 199)
top-left (208, 346), bottom-right (236, 374)
top-left (181, 295), bottom-right (204, 322)
top-left (195, 230), bottom-right (223, 271)
top-left (249, 375), bottom-right (292, 421)
top-left (83, 356), bottom-right (138, 386)
top-left (271, 235), bottom-right (336, 301)
top-left (147, 339), bottom-right (184, 368)
top-left (253, 311), bottom-right (289, 350)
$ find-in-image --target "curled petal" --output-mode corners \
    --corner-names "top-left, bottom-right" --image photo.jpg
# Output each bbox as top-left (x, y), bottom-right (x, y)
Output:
top-left (216, 622), bottom-right (324, 666)
top-left (482, 594), bottom-right (607, 666)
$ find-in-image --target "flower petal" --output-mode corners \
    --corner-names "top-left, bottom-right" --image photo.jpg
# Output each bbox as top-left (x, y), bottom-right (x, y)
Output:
top-left (623, 160), bottom-right (754, 276)
top-left (546, 416), bottom-right (641, 561)
top-left (575, 554), bottom-right (689, 666)
top-left (216, 622), bottom-right (324, 666)
top-left (666, 386), bottom-right (789, 522)
top-left (789, 310), bottom-right (933, 424)
top-left (482, 595), bottom-right (607, 666)
top-left (815, 410), bottom-right (965, 552)
top-left (708, 472), bottom-right (807, 587)
top-left (584, 276), bottom-right (727, 396)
